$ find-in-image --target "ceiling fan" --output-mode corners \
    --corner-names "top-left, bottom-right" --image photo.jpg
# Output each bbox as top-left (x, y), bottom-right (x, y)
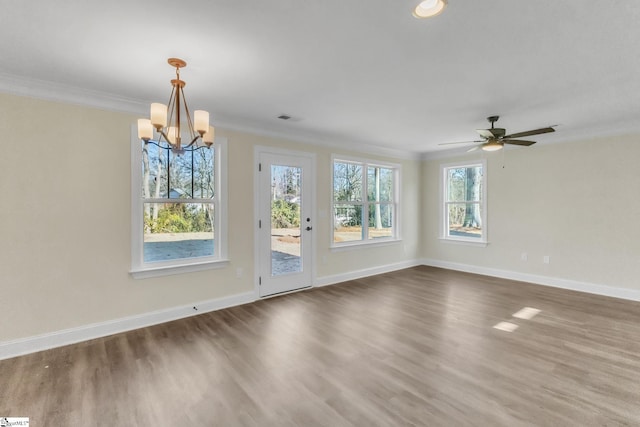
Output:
top-left (439, 116), bottom-right (556, 152)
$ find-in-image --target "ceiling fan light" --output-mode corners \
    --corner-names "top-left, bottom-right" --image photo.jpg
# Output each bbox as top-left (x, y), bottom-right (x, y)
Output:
top-left (482, 141), bottom-right (503, 152)
top-left (413, 0), bottom-right (447, 18)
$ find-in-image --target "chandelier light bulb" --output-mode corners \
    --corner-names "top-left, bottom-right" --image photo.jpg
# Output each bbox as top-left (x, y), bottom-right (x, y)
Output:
top-left (203, 126), bottom-right (215, 146)
top-left (150, 103), bottom-right (167, 130)
top-left (137, 119), bottom-right (153, 141)
top-left (194, 110), bottom-right (210, 135)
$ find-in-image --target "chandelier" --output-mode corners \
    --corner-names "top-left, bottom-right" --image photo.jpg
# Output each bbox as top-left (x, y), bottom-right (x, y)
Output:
top-left (137, 58), bottom-right (214, 152)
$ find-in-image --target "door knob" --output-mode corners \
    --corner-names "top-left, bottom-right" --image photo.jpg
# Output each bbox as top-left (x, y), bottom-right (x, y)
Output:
top-left (306, 226), bottom-right (312, 231)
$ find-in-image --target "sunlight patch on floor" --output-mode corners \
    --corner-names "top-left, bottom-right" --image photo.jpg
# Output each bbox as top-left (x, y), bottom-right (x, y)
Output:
top-left (512, 307), bottom-right (541, 320)
top-left (493, 307), bottom-right (542, 332)
top-left (493, 321), bottom-right (519, 332)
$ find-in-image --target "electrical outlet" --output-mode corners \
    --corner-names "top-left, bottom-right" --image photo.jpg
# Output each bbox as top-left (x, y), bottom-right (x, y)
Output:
top-left (521, 252), bottom-right (528, 262)
top-left (543, 255), bottom-right (550, 264)
top-left (236, 267), bottom-right (243, 278)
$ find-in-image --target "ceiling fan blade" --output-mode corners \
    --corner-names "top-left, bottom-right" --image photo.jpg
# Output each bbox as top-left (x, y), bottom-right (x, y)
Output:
top-left (502, 139), bottom-right (536, 146)
top-left (466, 146), bottom-right (481, 152)
top-left (476, 129), bottom-right (495, 139)
top-left (438, 140), bottom-right (483, 146)
top-left (503, 127), bottom-right (555, 139)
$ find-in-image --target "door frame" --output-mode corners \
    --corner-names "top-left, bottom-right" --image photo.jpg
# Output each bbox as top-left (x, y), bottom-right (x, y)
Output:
top-left (254, 146), bottom-right (316, 298)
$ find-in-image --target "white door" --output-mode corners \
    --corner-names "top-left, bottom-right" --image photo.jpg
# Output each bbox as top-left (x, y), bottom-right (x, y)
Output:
top-left (257, 150), bottom-right (314, 297)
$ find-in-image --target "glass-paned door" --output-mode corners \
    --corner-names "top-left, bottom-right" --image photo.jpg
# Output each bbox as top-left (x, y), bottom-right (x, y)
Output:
top-left (257, 151), bottom-right (314, 297)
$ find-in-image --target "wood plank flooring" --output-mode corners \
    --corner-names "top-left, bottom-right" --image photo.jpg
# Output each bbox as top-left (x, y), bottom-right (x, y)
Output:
top-left (2, 266), bottom-right (640, 426)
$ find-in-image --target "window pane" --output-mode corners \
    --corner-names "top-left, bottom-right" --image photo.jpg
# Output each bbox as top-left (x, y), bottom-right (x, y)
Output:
top-left (447, 202), bottom-right (482, 239)
top-left (270, 165), bottom-right (302, 276)
top-left (333, 162), bottom-right (362, 202)
top-left (143, 202), bottom-right (214, 262)
top-left (447, 166), bottom-right (482, 202)
top-left (141, 142), bottom-right (215, 200)
top-left (168, 148), bottom-right (215, 199)
top-left (367, 167), bottom-right (393, 202)
top-left (368, 204), bottom-right (393, 239)
top-left (333, 204), bottom-right (363, 242)
top-left (192, 147), bottom-right (215, 199)
top-left (142, 142), bottom-right (169, 200)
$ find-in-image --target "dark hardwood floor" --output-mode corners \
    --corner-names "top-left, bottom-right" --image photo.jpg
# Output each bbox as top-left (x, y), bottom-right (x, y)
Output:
top-left (2, 266), bottom-right (640, 426)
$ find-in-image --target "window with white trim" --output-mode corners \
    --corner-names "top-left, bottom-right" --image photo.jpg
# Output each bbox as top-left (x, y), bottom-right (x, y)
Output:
top-left (441, 160), bottom-right (486, 243)
top-left (131, 133), bottom-right (227, 277)
top-left (332, 156), bottom-right (400, 246)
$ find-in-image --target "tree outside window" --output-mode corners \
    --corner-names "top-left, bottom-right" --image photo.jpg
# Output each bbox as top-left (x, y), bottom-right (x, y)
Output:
top-left (333, 158), bottom-right (399, 245)
top-left (442, 161), bottom-right (486, 242)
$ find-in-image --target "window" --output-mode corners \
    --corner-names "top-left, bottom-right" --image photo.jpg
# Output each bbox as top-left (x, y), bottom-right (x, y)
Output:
top-left (441, 160), bottom-right (486, 244)
top-left (130, 132), bottom-right (227, 278)
top-left (332, 156), bottom-right (400, 246)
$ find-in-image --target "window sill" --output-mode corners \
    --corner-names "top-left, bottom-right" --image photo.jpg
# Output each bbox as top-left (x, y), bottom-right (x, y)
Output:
top-left (331, 238), bottom-right (402, 252)
top-left (130, 258), bottom-right (230, 279)
top-left (438, 237), bottom-right (488, 247)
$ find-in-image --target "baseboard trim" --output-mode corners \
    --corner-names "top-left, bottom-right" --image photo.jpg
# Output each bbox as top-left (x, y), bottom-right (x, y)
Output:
top-left (6, 258), bottom-right (634, 361)
top-left (314, 259), bottom-right (422, 288)
top-left (421, 258), bottom-right (640, 302)
top-left (0, 291), bottom-right (255, 361)
top-left (1, 259), bottom-right (421, 361)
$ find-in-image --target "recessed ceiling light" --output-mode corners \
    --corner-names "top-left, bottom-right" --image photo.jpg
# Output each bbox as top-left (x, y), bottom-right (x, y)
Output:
top-left (413, 0), bottom-right (447, 19)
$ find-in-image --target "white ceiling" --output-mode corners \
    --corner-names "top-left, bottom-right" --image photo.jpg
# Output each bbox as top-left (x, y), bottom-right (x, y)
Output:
top-left (2, 0), bottom-right (639, 156)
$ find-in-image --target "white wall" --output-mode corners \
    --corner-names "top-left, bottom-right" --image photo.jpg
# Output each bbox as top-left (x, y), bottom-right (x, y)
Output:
top-left (421, 134), bottom-right (640, 294)
top-left (5, 89), bottom-right (635, 352)
top-left (0, 93), bottom-right (421, 346)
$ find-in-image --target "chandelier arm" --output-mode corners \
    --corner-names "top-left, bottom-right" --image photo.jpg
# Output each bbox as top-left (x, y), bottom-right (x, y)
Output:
top-left (175, 82), bottom-right (181, 149)
top-left (145, 140), bottom-right (210, 152)
top-left (166, 85), bottom-right (177, 120)
top-left (145, 140), bottom-right (166, 150)
top-left (180, 85), bottom-right (199, 140)
top-left (165, 84), bottom-right (178, 146)
top-left (185, 135), bottom-right (200, 148)
top-left (159, 130), bottom-right (171, 145)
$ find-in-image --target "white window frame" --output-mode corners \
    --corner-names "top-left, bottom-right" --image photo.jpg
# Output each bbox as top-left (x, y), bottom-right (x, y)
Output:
top-left (129, 127), bottom-right (228, 279)
top-left (331, 154), bottom-right (401, 249)
top-left (440, 159), bottom-right (487, 246)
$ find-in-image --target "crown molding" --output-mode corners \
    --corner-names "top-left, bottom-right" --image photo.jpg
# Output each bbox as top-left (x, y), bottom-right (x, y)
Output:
top-left (0, 72), bottom-right (421, 161)
top-left (3, 73), bottom-right (639, 163)
top-left (0, 72), bottom-right (147, 115)
top-left (218, 117), bottom-right (423, 161)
